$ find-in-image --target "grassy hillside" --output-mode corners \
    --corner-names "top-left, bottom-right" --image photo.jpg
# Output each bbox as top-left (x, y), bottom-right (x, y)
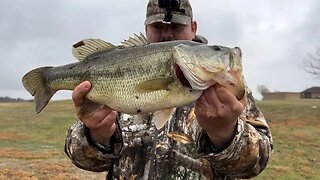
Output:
top-left (0, 100), bottom-right (105, 179)
top-left (0, 99), bottom-right (319, 179)
top-left (256, 99), bottom-right (320, 179)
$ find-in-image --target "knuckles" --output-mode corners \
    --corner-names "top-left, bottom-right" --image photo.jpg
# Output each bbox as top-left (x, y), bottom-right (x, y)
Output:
top-left (80, 109), bottom-right (117, 130)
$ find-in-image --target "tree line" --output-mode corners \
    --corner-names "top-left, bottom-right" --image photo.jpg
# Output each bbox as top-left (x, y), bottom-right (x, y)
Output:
top-left (0, 96), bottom-right (33, 102)
top-left (304, 47), bottom-right (320, 79)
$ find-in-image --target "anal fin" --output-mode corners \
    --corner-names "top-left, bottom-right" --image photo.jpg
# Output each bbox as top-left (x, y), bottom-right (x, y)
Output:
top-left (153, 108), bottom-right (176, 129)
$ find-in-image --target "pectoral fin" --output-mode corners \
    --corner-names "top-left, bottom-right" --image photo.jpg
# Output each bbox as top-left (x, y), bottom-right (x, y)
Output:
top-left (135, 77), bottom-right (174, 93)
top-left (77, 99), bottom-right (105, 118)
top-left (153, 108), bottom-right (176, 129)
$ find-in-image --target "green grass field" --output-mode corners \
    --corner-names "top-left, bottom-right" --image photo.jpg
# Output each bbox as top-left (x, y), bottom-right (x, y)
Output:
top-left (255, 99), bottom-right (320, 179)
top-left (0, 99), bottom-right (319, 179)
top-left (0, 100), bottom-right (106, 179)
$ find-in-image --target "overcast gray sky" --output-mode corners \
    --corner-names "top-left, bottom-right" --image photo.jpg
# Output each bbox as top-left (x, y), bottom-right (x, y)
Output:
top-left (1, 0), bottom-right (319, 100)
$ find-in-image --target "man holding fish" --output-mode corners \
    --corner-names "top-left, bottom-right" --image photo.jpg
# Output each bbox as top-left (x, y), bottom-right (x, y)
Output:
top-left (63, 0), bottom-right (273, 179)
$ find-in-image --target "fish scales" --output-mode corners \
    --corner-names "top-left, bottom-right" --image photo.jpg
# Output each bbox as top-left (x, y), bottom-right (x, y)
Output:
top-left (46, 42), bottom-right (189, 114)
top-left (87, 52), bottom-right (182, 114)
top-left (22, 34), bottom-right (245, 128)
top-left (47, 44), bottom-right (170, 89)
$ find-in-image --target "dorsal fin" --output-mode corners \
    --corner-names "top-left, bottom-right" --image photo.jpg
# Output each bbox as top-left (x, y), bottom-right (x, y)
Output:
top-left (121, 33), bottom-right (149, 48)
top-left (72, 39), bottom-right (116, 61)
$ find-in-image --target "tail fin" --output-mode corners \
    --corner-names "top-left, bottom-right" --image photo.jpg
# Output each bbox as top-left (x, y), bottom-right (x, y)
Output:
top-left (22, 67), bottom-right (56, 113)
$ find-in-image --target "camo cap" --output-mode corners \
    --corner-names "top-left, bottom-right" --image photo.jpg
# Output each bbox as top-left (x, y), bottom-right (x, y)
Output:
top-left (145, 0), bottom-right (193, 25)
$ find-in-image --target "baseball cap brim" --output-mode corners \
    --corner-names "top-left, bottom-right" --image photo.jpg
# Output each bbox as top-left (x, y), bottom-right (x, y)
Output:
top-left (144, 13), bottom-right (192, 25)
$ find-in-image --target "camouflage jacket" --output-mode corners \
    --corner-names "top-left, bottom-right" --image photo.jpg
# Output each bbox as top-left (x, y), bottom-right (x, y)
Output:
top-left (65, 87), bottom-right (273, 179)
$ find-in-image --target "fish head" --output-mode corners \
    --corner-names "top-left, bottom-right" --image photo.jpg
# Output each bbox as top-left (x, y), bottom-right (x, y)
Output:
top-left (173, 44), bottom-right (245, 99)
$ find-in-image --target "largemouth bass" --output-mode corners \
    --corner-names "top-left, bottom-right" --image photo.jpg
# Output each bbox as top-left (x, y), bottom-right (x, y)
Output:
top-left (22, 33), bottom-right (245, 128)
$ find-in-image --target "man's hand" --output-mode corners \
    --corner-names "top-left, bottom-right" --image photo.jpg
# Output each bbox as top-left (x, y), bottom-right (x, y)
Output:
top-left (195, 84), bottom-right (244, 148)
top-left (73, 81), bottom-right (117, 144)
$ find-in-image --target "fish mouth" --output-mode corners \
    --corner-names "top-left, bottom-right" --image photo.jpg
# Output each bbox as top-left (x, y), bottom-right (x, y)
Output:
top-left (174, 64), bottom-right (204, 98)
top-left (174, 64), bottom-right (192, 89)
top-left (174, 60), bottom-right (212, 91)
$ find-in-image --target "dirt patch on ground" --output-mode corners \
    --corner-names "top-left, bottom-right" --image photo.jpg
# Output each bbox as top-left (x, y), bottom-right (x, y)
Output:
top-left (0, 168), bottom-right (37, 180)
top-left (0, 158), bottom-right (106, 179)
top-left (0, 147), bottom-right (106, 179)
top-left (269, 119), bottom-right (308, 128)
top-left (0, 148), bottom-right (59, 159)
top-left (0, 131), bottom-right (30, 141)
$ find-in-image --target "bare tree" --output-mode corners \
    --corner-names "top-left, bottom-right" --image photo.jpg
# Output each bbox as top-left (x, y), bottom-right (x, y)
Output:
top-left (257, 85), bottom-right (270, 98)
top-left (303, 47), bottom-right (320, 79)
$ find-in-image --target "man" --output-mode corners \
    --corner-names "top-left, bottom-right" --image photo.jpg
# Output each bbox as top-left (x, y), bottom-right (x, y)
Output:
top-left (65, 0), bottom-right (273, 179)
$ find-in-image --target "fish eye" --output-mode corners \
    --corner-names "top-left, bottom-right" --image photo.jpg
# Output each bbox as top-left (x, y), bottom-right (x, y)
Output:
top-left (213, 45), bottom-right (222, 51)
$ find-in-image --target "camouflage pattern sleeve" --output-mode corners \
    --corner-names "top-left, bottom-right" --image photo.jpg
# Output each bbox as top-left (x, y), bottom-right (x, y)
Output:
top-left (198, 87), bottom-right (273, 179)
top-left (64, 119), bottom-right (123, 172)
